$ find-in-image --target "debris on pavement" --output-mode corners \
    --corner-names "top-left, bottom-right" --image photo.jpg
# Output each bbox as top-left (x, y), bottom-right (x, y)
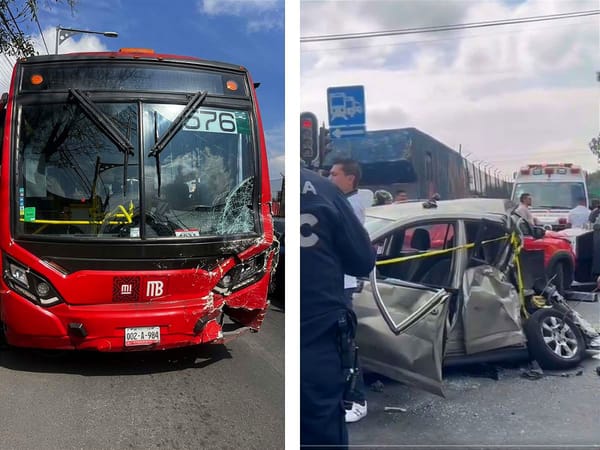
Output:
top-left (520, 360), bottom-right (544, 380)
top-left (543, 368), bottom-right (583, 377)
top-left (384, 406), bottom-right (407, 413)
top-left (370, 380), bottom-right (385, 392)
top-left (521, 361), bottom-right (584, 379)
top-left (564, 290), bottom-right (598, 303)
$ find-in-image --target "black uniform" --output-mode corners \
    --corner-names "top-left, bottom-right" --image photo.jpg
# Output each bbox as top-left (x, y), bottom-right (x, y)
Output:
top-left (301, 168), bottom-right (376, 448)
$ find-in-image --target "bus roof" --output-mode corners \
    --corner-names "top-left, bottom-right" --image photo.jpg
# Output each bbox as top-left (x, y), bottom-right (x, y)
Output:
top-left (18, 50), bottom-right (248, 74)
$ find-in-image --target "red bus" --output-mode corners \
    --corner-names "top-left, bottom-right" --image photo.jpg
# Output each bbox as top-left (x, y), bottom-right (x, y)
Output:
top-left (0, 49), bottom-right (276, 351)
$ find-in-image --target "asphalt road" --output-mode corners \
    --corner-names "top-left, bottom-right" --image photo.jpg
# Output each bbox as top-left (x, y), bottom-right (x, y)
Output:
top-left (348, 300), bottom-right (600, 449)
top-left (0, 301), bottom-right (284, 450)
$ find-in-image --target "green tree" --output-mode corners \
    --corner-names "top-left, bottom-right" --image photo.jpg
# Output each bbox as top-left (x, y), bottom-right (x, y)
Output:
top-left (0, 0), bottom-right (75, 57)
top-left (588, 169), bottom-right (600, 199)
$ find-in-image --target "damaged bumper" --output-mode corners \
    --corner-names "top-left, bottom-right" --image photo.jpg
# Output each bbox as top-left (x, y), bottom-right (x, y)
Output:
top-left (1, 271), bottom-right (271, 352)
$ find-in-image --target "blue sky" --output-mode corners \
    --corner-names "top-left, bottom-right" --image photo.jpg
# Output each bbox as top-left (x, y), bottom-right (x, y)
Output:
top-left (0, 0), bottom-right (285, 190)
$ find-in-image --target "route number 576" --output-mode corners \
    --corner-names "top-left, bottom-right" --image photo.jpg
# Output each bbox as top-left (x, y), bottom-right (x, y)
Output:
top-left (184, 108), bottom-right (237, 134)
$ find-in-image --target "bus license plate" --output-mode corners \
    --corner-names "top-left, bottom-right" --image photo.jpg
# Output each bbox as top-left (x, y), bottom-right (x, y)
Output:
top-left (124, 327), bottom-right (160, 346)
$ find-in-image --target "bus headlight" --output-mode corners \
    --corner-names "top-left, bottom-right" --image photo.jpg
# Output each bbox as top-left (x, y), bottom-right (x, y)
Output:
top-left (214, 252), bottom-right (269, 295)
top-left (3, 255), bottom-right (64, 307)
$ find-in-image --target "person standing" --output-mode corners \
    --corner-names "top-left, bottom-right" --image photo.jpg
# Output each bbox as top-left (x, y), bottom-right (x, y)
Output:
top-left (568, 197), bottom-right (590, 228)
top-left (373, 189), bottom-right (393, 206)
top-left (301, 167), bottom-right (376, 447)
top-left (328, 158), bottom-right (369, 423)
top-left (394, 189), bottom-right (409, 203)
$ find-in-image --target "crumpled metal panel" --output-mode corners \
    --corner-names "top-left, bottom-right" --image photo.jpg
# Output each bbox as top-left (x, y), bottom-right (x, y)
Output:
top-left (462, 265), bottom-right (526, 355)
top-left (354, 281), bottom-right (448, 396)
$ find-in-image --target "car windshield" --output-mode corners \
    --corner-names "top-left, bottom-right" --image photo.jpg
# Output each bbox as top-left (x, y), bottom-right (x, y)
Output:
top-left (14, 99), bottom-right (256, 239)
top-left (513, 182), bottom-right (586, 209)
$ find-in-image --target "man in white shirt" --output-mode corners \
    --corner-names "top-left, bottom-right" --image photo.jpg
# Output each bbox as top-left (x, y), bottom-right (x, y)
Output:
top-left (328, 158), bottom-right (369, 423)
top-left (568, 197), bottom-right (590, 228)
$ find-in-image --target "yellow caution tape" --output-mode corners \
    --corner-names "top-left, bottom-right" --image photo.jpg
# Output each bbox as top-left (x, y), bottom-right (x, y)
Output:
top-left (376, 235), bottom-right (509, 266)
top-left (375, 230), bottom-right (532, 316)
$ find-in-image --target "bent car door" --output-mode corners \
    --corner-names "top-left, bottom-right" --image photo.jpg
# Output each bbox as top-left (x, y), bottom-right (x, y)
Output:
top-left (461, 219), bottom-right (526, 355)
top-left (353, 221), bottom-right (456, 396)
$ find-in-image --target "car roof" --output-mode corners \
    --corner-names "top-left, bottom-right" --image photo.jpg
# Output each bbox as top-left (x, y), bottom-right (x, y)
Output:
top-left (365, 198), bottom-right (514, 223)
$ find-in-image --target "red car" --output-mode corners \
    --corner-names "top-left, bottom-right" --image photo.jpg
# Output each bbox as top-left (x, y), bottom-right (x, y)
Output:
top-left (522, 230), bottom-right (575, 292)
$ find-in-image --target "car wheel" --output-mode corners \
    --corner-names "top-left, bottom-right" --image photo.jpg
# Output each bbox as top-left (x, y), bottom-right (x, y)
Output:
top-left (524, 307), bottom-right (585, 370)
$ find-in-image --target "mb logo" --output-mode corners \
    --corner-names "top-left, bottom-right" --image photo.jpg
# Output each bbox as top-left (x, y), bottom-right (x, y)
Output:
top-left (146, 280), bottom-right (164, 297)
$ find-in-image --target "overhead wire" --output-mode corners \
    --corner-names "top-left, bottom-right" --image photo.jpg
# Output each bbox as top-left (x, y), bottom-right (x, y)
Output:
top-left (0, 10), bottom-right (26, 57)
top-left (31, 9), bottom-right (49, 55)
top-left (301, 16), bottom-right (598, 54)
top-left (5, 3), bottom-right (30, 56)
top-left (301, 9), bottom-right (600, 43)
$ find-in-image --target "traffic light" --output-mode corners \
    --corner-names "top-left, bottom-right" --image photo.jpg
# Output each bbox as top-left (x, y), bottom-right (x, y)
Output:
top-left (319, 125), bottom-right (332, 166)
top-left (300, 112), bottom-right (318, 165)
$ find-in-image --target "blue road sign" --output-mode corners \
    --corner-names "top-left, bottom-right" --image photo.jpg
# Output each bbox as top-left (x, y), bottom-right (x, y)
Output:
top-left (327, 85), bottom-right (366, 138)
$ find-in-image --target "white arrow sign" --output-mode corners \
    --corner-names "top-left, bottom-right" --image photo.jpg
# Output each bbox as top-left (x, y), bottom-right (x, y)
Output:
top-left (331, 127), bottom-right (365, 138)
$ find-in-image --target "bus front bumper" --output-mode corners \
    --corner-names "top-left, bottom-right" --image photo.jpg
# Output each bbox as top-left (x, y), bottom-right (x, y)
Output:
top-left (0, 277), bottom-right (270, 351)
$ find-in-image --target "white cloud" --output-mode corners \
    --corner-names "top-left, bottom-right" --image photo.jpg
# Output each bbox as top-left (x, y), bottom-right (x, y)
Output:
top-left (0, 26), bottom-right (109, 92)
top-left (201, 0), bottom-right (279, 15)
top-left (301, 0), bottom-right (600, 176)
top-left (199, 0), bottom-right (283, 32)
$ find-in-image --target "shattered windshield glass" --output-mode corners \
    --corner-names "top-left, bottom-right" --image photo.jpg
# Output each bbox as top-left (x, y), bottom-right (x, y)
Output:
top-left (14, 100), bottom-right (256, 239)
top-left (142, 103), bottom-right (256, 238)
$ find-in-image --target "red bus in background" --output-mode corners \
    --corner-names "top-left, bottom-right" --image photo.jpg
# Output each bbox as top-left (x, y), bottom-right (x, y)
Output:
top-left (0, 49), bottom-right (276, 351)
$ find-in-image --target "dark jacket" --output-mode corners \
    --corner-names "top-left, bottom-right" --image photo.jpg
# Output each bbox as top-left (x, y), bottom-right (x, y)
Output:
top-left (300, 168), bottom-right (376, 328)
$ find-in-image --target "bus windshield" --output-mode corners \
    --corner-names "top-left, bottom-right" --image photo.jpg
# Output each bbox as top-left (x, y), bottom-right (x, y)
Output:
top-left (14, 78), bottom-right (256, 240)
top-left (512, 182), bottom-right (586, 209)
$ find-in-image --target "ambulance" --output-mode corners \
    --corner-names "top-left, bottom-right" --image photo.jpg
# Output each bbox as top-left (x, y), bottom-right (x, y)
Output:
top-left (511, 163), bottom-right (589, 231)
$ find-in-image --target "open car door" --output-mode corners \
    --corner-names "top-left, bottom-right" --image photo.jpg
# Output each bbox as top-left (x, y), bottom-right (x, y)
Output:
top-left (353, 271), bottom-right (450, 396)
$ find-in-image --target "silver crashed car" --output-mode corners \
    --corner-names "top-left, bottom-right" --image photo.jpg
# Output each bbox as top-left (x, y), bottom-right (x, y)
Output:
top-left (353, 198), bottom-right (600, 396)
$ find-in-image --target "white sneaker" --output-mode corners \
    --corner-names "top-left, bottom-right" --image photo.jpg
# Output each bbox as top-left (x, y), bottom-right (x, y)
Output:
top-left (345, 401), bottom-right (367, 423)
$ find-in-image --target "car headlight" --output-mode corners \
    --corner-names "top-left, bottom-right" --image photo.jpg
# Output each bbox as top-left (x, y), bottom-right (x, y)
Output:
top-left (214, 251), bottom-right (270, 295)
top-left (3, 254), bottom-right (63, 307)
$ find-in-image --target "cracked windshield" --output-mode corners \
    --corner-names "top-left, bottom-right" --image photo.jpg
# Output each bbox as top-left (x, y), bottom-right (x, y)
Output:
top-left (16, 101), bottom-right (255, 239)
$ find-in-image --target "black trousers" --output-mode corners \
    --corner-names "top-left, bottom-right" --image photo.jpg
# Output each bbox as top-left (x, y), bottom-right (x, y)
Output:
top-left (301, 312), bottom-right (348, 449)
top-left (342, 289), bottom-right (366, 406)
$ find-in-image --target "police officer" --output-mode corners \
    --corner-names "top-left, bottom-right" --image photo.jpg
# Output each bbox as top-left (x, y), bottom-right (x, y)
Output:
top-left (301, 167), bottom-right (376, 448)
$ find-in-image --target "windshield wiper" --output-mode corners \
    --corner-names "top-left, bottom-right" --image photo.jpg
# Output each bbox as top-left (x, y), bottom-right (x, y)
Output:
top-left (148, 91), bottom-right (207, 197)
top-left (68, 89), bottom-right (134, 156)
top-left (148, 91), bottom-right (207, 158)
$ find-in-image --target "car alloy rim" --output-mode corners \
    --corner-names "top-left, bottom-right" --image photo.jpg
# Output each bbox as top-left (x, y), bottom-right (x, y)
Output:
top-left (541, 316), bottom-right (578, 359)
